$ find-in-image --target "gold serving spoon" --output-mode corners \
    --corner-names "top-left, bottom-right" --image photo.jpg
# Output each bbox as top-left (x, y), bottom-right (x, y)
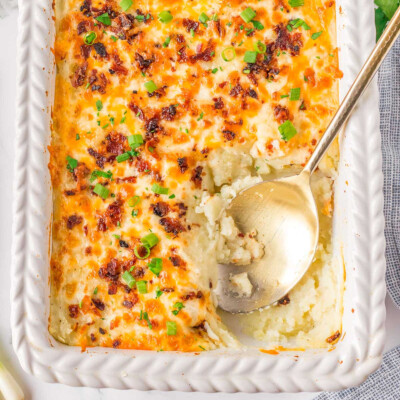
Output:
top-left (218, 7), bottom-right (400, 313)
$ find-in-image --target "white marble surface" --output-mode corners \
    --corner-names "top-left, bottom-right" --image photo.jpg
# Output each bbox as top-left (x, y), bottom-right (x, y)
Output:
top-left (1, 8), bottom-right (400, 400)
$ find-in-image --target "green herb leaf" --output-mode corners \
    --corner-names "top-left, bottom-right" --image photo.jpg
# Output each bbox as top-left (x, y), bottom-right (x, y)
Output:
top-left (155, 287), bottom-right (163, 298)
top-left (375, 0), bottom-right (399, 19)
top-left (136, 280), bottom-right (148, 294)
top-left (289, 87), bottom-right (301, 101)
top-left (96, 13), bottom-right (112, 26)
top-left (375, 7), bottom-right (390, 40)
top-left (119, 0), bottom-right (133, 12)
top-left (144, 80), bottom-right (158, 93)
top-left (244, 50), bottom-right (258, 63)
top-left (148, 258), bottom-right (163, 276)
top-left (240, 7), bottom-right (256, 23)
top-left (166, 321), bottom-right (177, 335)
top-left (151, 183), bottom-right (169, 195)
top-left (158, 10), bottom-right (173, 24)
top-left (93, 183), bottom-right (109, 199)
top-left (122, 271), bottom-right (136, 288)
top-left (311, 31), bottom-right (323, 40)
top-left (278, 120), bottom-right (298, 141)
top-left (66, 155), bottom-right (78, 172)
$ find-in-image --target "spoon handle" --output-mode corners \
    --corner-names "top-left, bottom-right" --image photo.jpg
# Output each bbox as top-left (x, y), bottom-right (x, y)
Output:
top-left (303, 6), bottom-right (400, 174)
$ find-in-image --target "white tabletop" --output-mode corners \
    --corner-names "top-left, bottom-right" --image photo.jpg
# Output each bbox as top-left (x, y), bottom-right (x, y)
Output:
top-left (1, 9), bottom-right (400, 400)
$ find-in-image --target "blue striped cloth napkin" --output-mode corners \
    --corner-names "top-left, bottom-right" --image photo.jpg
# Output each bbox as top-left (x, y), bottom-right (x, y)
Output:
top-left (316, 38), bottom-right (400, 400)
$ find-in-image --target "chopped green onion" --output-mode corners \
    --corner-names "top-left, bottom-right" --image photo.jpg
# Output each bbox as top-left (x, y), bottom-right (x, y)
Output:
top-left (136, 280), bottom-right (148, 294)
top-left (288, 0), bottom-right (305, 7)
top-left (131, 209), bottom-right (139, 217)
top-left (166, 321), bottom-right (177, 335)
top-left (158, 10), bottom-right (173, 24)
top-left (311, 31), bottom-right (323, 40)
top-left (151, 183), bottom-right (169, 195)
top-left (122, 271), bottom-right (136, 288)
top-left (141, 233), bottom-right (159, 248)
top-left (240, 7), bottom-right (256, 23)
top-left (134, 244), bottom-right (151, 259)
top-left (280, 94), bottom-right (289, 98)
top-left (221, 47), bottom-right (236, 62)
top-left (128, 196), bottom-right (141, 207)
top-left (116, 152), bottom-right (130, 163)
top-left (253, 40), bottom-right (266, 53)
top-left (84, 31), bottom-right (97, 45)
top-left (110, 35), bottom-right (118, 42)
top-left (128, 134), bottom-right (144, 149)
top-left (278, 120), bottom-right (298, 141)
top-left (66, 155), bottom-right (78, 172)
top-left (148, 258), bottom-right (163, 276)
top-left (211, 67), bottom-right (218, 74)
top-left (197, 112), bottom-right (204, 121)
top-left (142, 311), bottom-right (152, 329)
top-left (155, 287), bottom-right (163, 298)
top-left (172, 302), bottom-right (184, 315)
top-left (169, 194), bottom-right (176, 199)
top-left (119, 0), bottom-right (133, 12)
top-left (96, 100), bottom-right (103, 111)
top-left (290, 87), bottom-right (301, 101)
top-left (89, 170), bottom-right (113, 182)
top-left (135, 15), bottom-right (145, 21)
top-left (199, 12), bottom-right (209, 25)
top-left (163, 36), bottom-right (171, 47)
top-left (251, 20), bottom-right (264, 30)
top-left (144, 80), bottom-right (158, 93)
top-left (79, 300), bottom-right (82, 308)
top-left (244, 50), bottom-right (257, 64)
top-left (76, 134), bottom-right (80, 140)
top-left (93, 287), bottom-right (98, 294)
top-left (96, 13), bottom-right (111, 26)
top-left (93, 183), bottom-right (109, 199)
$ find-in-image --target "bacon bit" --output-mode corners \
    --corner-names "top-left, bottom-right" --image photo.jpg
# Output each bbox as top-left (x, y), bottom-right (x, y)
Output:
top-left (80, 0), bottom-right (92, 16)
top-left (304, 68), bottom-right (316, 87)
top-left (116, 13), bottom-right (134, 29)
top-left (87, 147), bottom-right (107, 168)
top-left (152, 202), bottom-right (170, 217)
top-left (99, 258), bottom-right (120, 281)
top-left (105, 200), bottom-right (123, 226)
top-left (278, 295), bottom-right (290, 305)
top-left (176, 202), bottom-right (187, 218)
top-left (85, 246), bottom-right (92, 255)
top-left (214, 20), bottom-right (224, 37)
top-left (299, 100), bottom-right (307, 111)
top-left (132, 266), bottom-right (145, 279)
top-left (80, 44), bottom-right (92, 59)
top-left (177, 157), bottom-right (188, 173)
top-left (247, 88), bottom-right (258, 99)
top-left (229, 81), bottom-right (244, 97)
top-left (111, 54), bottom-right (128, 75)
top-left (161, 287), bottom-right (174, 293)
top-left (108, 282), bottom-right (118, 295)
top-left (177, 46), bottom-right (189, 63)
top-left (193, 320), bottom-right (206, 331)
top-left (326, 331), bottom-right (341, 344)
top-left (90, 333), bottom-right (96, 342)
top-left (67, 215), bottom-right (83, 229)
top-left (64, 190), bottom-right (76, 196)
top-left (135, 157), bottom-right (151, 173)
top-left (161, 104), bottom-right (177, 121)
top-left (170, 255), bottom-right (186, 268)
top-left (73, 162), bottom-right (90, 190)
top-left (91, 298), bottom-right (105, 311)
top-left (159, 217), bottom-right (186, 236)
top-left (119, 240), bottom-right (129, 248)
top-left (112, 339), bottom-right (121, 348)
top-left (97, 217), bottom-right (107, 232)
top-left (106, 131), bottom-right (127, 155)
top-left (68, 304), bottom-right (79, 318)
top-left (222, 130), bottom-right (236, 141)
top-left (182, 291), bottom-right (203, 301)
top-left (274, 23), bottom-right (303, 56)
top-left (93, 42), bottom-right (108, 57)
top-left (128, 102), bottom-right (145, 120)
top-left (135, 52), bottom-right (154, 72)
top-left (190, 40), bottom-right (215, 62)
top-left (122, 300), bottom-right (134, 308)
top-left (77, 21), bottom-right (89, 35)
top-left (182, 18), bottom-right (199, 33)
top-left (191, 166), bottom-right (203, 188)
top-left (213, 97), bottom-right (224, 110)
top-left (273, 105), bottom-right (292, 124)
top-left (71, 61), bottom-right (88, 88)
top-left (311, 138), bottom-right (317, 146)
top-left (176, 34), bottom-right (185, 44)
top-left (99, 327), bottom-right (106, 335)
top-left (144, 116), bottom-right (162, 138)
top-left (115, 176), bottom-right (136, 183)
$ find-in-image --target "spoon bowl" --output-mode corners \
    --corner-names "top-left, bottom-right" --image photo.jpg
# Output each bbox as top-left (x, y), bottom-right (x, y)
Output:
top-left (217, 171), bottom-right (318, 313)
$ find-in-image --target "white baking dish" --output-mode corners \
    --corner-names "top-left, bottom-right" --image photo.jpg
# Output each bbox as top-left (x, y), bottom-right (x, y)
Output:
top-left (10, 0), bottom-right (386, 392)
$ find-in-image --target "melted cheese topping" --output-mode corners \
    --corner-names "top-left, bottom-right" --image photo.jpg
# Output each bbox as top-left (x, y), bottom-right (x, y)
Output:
top-left (50, 0), bottom-right (341, 351)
